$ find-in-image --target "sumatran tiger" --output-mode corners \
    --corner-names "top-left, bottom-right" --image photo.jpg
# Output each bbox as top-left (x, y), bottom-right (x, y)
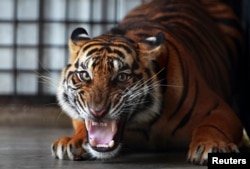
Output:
top-left (51, 0), bottom-right (244, 165)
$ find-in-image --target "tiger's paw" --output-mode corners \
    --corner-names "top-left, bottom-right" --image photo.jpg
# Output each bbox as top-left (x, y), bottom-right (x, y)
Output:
top-left (51, 136), bottom-right (89, 161)
top-left (187, 141), bottom-right (239, 165)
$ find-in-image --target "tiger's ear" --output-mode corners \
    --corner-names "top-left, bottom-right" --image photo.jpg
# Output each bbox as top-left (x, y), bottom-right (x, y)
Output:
top-left (138, 32), bottom-right (165, 56)
top-left (138, 32), bottom-right (166, 66)
top-left (68, 27), bottom-right (91, 63)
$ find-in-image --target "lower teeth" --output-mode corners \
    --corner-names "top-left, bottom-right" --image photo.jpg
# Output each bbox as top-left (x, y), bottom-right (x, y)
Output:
top-left (89, 139), bottom-right (115, 148)
top-left (96, 144), bottom-right (109, 148)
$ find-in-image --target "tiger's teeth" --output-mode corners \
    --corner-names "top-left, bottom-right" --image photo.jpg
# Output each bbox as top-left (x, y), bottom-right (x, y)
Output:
top-left (108, 140), bottom-right (115, 148)
top-left (96, 144), bottom-right (109, 148)
top-left (91, 121), bottom-right (108, 127)
top-left (85, 120), bottom-right (90, 131)
top-left (89, 139), bottom-right (115, 148)
top-left (99, 122), bottom-right (107, 127)
top-left (111, 121), bottom-right (117, 132)
top-left (89, 138), bottom-right (97, 147)
top-left (92, 121), bottom-right (98, 126)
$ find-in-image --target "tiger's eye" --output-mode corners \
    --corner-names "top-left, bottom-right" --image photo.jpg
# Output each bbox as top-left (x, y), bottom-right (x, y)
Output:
top-left (117, 73), bottom-right (129, 82)
top-left (77, 71), bottom-right (91, 82)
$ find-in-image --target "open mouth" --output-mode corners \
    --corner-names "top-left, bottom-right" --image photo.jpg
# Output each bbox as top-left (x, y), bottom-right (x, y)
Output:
top-left (85, 119), bottom-right (125, 153)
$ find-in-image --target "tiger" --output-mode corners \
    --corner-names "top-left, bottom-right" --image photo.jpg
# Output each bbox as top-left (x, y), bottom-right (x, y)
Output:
top-left (51, 0), bottom-right (244, 165)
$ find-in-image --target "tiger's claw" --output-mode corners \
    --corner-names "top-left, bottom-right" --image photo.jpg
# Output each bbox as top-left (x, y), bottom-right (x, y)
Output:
top-left (187, 141), bottom-right (239, 165)
top-left (51, 136), bottom-right (89, 160)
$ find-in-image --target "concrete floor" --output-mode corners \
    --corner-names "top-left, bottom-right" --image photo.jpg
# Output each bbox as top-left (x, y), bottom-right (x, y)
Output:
top-left (0, 127), bottom-right (206, 169)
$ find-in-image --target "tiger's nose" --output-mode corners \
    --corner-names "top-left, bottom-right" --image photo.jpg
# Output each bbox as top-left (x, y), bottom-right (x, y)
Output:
top-left (90, 108), bottom-right (107, 118)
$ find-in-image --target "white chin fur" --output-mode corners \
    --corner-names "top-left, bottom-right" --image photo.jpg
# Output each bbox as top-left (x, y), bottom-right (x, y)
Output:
top-left (84, 143), bottom-right (122, 159)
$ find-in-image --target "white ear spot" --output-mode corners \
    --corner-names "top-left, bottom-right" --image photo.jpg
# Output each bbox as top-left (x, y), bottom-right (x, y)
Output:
top-left (145, 36), bottom-right (157, 42)
top-left (78, 33), bottom-right (90, 38)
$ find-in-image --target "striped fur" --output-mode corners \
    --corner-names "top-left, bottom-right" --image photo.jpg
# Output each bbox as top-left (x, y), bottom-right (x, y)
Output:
top-left (52, 0), bottom-right (243, 165)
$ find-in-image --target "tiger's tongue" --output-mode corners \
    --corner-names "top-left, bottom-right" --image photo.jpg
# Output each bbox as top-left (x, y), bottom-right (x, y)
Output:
top-left (85, 120), bottom-right (118, 147)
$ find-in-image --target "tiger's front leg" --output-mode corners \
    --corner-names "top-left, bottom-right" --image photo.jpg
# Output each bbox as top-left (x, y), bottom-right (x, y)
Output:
top-left (51, 119), bottom-right (89, 160)
top-left (187, 103), bottom-right (243, 165)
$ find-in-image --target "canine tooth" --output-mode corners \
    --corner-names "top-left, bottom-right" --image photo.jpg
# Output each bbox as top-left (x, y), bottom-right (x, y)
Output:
top-left (108, 140), bottom-right (115, 148)
top-left (89, 138), bottom-right (97, 147)
top-left (85, 120), bottom-right (90, 131)
top-left (111, 121), bottom-right (116, 132)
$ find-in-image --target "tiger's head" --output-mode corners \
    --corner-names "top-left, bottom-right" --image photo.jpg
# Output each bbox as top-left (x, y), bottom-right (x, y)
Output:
top-left (57, 27), bottom-right (166, 159)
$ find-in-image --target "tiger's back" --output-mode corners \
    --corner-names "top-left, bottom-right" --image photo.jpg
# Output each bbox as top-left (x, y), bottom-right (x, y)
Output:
top-left (110, 0), bottom-right (242, 102)
top-left (52, 0), bottom-right (243, 165)
top-left (106, 0), bottom-right (242, 148)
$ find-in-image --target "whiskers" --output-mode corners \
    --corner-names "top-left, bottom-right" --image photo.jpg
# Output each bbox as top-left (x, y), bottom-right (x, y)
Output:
top-left (34, 65), bottom-right (65, 122)
top-left (38, 74), bottom-right (59, 89)
top-left (34, 68), bottom-right (61, 94)
top-left (121, 68), bottom-right (183, 111)
top-left (56, 109), bottom-right (68, 121)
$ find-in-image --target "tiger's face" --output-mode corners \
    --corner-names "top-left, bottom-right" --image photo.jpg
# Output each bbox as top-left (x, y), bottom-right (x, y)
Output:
top-left (57, 28), bottom-right (165, 159)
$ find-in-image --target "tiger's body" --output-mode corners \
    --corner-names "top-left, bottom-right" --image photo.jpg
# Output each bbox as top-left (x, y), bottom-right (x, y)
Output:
top-left (52, 0), bottom-right (243, 165)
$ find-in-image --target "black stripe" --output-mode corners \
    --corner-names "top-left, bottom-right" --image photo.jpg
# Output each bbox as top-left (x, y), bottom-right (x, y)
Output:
top-left (80, 58), bottom-right (91, 69)
top-left (63, 93), bottom-right (69, 103)
top-left (100, 46), bottom-right (112, 53)
top-left (131, 60), bottom-right (139, 71)
top-left (64, 64), bottom-right (71, 71)
top-left (116, 61), bottom-right (128, 70)
top-left (171, 80), bottom-right (199, 136)
top-left (91, 57), bottom-right (101, 69)
top-left (144, 68), bottom-right (151, 78)
top-left (135, 33), bottom-right (152, 39)
top-left (66, 71), bottom-right (76, 84)
top-left (112, 43), bottom-right (134, 54)
top-left (82, 43), bottom-right (94, 52)
top-left (71, 78), bottom-right (77, 85)
top-left (133, 73), bottom-right (143, 80)
top-left (86, 48), bottom-right (99, 57)
top-left (78, 93), bottom-right (86, 108)
top-left (122, 22), bottom-right (166, 34)
top-left (83, 42), bottom-right (134, 56)
top-left (166, 38), bottom-right (188, 120)
top-left (67, 71), bottom-right (75, 78)
top-left (206, 101), bottom-right (220, 116)
top-left (63, 92), bottom-right (79, 115)
top-left (112, 49), bottom-right (126, 59)
top-left (214, 18), bottom-right (242, 33)
top-left (75, 92), bottom-right (88, 112)
top-left (74, 60), bottom-right (79, 69)
top-left (197, 124), bottom-right (231, 142)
